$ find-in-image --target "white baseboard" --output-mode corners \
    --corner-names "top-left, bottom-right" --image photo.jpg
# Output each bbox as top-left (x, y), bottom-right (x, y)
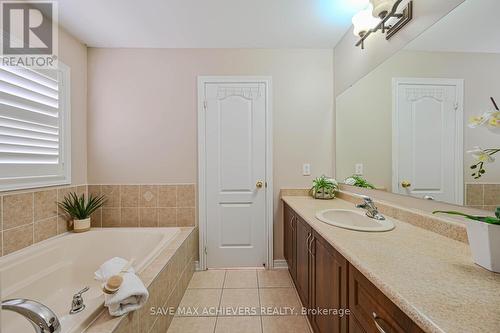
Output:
top-left (273, 259), bottom-right (288, 269)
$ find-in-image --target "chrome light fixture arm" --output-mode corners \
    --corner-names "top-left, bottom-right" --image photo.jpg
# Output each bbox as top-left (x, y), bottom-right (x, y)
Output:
top-left (355, 0), bottom-right (413, 49)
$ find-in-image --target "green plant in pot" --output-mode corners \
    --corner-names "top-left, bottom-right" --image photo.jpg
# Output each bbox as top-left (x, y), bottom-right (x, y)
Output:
top-left (310, 176), bottom-right (338, 200)
top-left (433, 208), bottom-right (500, 273)
top-left (344, 175), bottom-right (376, 189)
top-left (58, 192), bottom-right (106, 233)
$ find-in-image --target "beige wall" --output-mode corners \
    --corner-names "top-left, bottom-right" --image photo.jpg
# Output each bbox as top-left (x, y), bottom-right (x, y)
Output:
top-left (87, 48), bottom-right (334, 259)
top-left (333, 0), bottom-right (465, 97)
top-left (59, 27), bottom-right (88, 185)
top-left (336, 50), bottom-right (500, 190)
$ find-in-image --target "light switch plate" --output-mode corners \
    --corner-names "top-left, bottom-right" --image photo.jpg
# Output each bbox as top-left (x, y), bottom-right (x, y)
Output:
top-left (302, 163), bottom-right (311, 176)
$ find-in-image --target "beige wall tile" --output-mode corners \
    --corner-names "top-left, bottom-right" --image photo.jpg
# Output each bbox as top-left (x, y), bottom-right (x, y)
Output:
top-left (0, 231), bottom-right (2, 256)
top-left (177, 185), bottom-right (195, 208)
top-left (3, 192), bottom-right (33, 230)
top-left (484, 205), bottom-right (498, 213)
top-left (88, 185), bottom-right (102, 197)
top-left (4, 224), bottom-right (34, 255)
top-left (102, 185), bottom-right (120, 207)
top-left (159, 208), bottom-right (177, 227)
top-left (57, 215), bottom-right (72, 234)
top-left (140, 185), bottom-right (158, 207)
top-left (121, 208), bottom-right (139, 227)
top-left (57, 186), bottom-right (77, 215)
top-left (466, 184), bottom-right (484, 206)
top-left (34, 189), bottom-right (57, 222)
top-left (35, 217), bottom-right (58, 243)
top-left (140, 208), bottom-right (158, 227)
top-left (102, 208), bottom-right (121, 227)
top-left (90, 208), bottom-right (102, 227)
top-left (158, 185), bottom-right (176, 207)
top-left (484, 184), bottom-right (500, 206)
top-left (177, 208), bottom-right (195, 227)
top-left (120, 185), bottom-right (139, 207)
top-left (77, 185), bottom-right (87, 196)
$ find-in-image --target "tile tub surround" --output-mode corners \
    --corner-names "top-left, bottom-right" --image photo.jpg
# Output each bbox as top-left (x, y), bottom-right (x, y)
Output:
top-left (84, 227), bottom-right (198, 333)
top-left (466, 183), bottom-right (500, 212)
top-left (282, 196), bottom-right (500, 333)
top-left (88, 184), bottom-right (196, 228)
top-left (0, 184), bottom-right (88, 256)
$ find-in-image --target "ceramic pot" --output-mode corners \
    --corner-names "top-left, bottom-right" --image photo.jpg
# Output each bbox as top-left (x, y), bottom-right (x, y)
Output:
top-left (465, 220), bottom-right (500, 273)
top-left (73, 218), bottom-right (91, 233)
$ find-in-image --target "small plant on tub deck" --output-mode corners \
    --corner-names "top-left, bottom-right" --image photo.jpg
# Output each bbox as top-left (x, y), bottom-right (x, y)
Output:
top-left (310, 175), bottom-right (338, 200)
top-left (58, 192), bottom-right (107, 233)
top-left (433, 208), bottom-right (500, 273)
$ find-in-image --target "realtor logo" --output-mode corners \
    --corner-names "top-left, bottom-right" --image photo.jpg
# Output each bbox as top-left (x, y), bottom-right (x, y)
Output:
top-left (0, 1), bottom-right (58, 68)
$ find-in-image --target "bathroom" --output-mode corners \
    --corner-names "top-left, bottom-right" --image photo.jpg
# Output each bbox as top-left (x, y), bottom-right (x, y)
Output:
top-left (0, 0), bottom-right (499, 332)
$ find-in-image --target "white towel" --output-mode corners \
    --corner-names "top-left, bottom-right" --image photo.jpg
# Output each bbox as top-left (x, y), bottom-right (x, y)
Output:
top-left (94, 257), bottom-right (149, 316)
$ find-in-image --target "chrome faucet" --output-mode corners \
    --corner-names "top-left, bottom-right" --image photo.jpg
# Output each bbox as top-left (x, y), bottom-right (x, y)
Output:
top-left (70, 286), bottom-right (89, 314)
top-left (356, 195), bottom-right (385, 220)
top-left (1, 298), bottom-right (61, 333)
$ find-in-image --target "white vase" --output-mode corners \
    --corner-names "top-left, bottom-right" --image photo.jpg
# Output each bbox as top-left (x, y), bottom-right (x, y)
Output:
top-left (73, 218), bottom-right (91, 233)
top-left (465, 220), bottom-right (500, 273)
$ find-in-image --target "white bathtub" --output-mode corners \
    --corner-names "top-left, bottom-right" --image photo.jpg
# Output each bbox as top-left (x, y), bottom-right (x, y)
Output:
top-left (0, 227), bottom-right (181, 333)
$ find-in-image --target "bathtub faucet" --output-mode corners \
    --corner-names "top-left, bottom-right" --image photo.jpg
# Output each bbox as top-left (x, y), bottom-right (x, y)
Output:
top-left (1, 298), bottom-right (61, 333)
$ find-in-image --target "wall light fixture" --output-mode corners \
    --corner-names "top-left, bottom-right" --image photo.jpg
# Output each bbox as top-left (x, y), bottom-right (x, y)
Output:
top-left (354, 0), bottom-right (413, 49)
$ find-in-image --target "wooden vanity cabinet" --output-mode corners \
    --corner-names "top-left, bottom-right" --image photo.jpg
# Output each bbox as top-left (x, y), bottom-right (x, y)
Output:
top-left (283, 204), bottom-right (425, 333)
top-left (309, 231), bottom-right (348, 333)
top-left (283, 204), bottom-right (297, 281)
top-left (295, 215), bottom-right (312, 308)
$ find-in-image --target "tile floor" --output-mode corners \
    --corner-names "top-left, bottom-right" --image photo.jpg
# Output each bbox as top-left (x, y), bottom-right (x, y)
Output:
top-left (167, 269), bottom-right (312, 333)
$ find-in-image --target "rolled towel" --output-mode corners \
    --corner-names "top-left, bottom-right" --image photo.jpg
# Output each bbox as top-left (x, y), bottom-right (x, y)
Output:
top-left (94, 257), bottom-right (149, 316)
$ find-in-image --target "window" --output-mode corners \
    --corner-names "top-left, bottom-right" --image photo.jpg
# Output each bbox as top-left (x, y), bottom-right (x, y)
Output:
top-left (0, 62), bottom-right (71, 191)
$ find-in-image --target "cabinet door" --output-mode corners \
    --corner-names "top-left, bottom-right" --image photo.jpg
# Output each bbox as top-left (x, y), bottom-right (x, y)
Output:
top-left (295, 216), bottom-right (311, 308)
top-left (349, 315), bottom-right (367, 333)
top-left (310, 231), bottom-right (348, 333)
top-left (283, 204), bottom-right (296, 281)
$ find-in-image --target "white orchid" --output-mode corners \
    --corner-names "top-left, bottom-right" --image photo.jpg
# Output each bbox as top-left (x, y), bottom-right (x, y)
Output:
top-left (468, 111), bottom-right (500, 129)
top-left (467, 146), bottom-right (495, 163)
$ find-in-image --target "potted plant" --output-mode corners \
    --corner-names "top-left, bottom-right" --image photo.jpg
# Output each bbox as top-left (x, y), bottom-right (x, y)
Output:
top-left (58, 192), bottom-right (106, 233)
top-left (433, 208), bottom-right (500, 273)
top-left (310, 176), bottom-right (338, 200)
top-left (344, 175), bottom-right (376, 189)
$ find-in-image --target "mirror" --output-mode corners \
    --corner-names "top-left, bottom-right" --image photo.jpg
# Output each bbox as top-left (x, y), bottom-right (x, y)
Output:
top-left (336, 0), bottom-right (500, 209)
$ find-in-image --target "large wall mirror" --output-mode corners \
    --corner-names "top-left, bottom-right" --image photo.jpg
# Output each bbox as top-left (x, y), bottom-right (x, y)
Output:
top-left (336, 0), bottom-right (499, 209)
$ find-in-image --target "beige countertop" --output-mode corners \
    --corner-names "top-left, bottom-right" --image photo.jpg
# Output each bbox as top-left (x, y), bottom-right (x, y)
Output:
top-left (282, 196), bottom-right (500, 333)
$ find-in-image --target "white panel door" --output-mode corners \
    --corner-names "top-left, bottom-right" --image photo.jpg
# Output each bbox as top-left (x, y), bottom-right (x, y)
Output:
top-left (204, 81), bottom-right (267, 268)
top-left (393, 78), bottom-right (463, 204)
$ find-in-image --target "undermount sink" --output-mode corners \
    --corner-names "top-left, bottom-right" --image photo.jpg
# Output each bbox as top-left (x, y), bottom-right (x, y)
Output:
top-left (315, 209), bottom-right (395, 232)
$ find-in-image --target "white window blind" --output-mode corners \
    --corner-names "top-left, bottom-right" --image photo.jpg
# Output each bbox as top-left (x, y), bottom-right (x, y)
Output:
top-left (0, 63), bottom-right (71, 191)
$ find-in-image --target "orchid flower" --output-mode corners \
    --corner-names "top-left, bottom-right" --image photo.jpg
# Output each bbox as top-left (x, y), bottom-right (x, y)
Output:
top-left (467, 146), bottom-right (495, 163)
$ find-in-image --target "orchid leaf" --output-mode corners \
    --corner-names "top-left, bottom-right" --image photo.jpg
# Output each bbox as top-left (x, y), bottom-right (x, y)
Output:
top-left (433, 210), bottom-right (500, 225)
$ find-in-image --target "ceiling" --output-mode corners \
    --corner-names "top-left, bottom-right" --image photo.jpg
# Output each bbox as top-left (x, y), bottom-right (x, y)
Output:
top-left (54, 0), bottom-right (367, 48)
top-left (405, 0), bottom-right (500, 54)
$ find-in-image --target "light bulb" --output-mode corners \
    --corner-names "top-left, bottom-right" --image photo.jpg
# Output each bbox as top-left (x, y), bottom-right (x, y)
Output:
top-left (370, 0), bottom-right (396, 18)
top-left (352, 4), bottom-right (380, 37)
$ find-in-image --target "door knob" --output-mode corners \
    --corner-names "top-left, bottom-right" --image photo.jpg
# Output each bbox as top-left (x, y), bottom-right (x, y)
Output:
top-left (256, 181), bottom-right (264, 189)
top-left (401, 180), bottom-right (411, 188)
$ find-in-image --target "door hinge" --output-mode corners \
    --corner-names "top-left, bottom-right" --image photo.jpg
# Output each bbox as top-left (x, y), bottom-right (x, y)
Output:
top-left (203, 100), bottom-right (207, 110)
top-left (204, 246), bottom-right (208, 255)
top-left (454, 102), bottom-right (459, 110)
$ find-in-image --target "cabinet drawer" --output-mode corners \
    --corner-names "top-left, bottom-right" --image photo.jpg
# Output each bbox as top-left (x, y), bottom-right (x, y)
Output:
top-left (349, 266), bottom-right (424, 333)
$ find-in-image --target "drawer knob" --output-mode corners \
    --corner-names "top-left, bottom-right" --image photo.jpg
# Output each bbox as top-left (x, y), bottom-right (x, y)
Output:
top-left (372, 312), bottom-right (393, 333)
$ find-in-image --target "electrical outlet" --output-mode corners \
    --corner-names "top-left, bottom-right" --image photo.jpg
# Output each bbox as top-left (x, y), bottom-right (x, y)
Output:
top-left (302, 163), bottom-right (311, 176)
top-left (355, 163), bottom-right (363, 175)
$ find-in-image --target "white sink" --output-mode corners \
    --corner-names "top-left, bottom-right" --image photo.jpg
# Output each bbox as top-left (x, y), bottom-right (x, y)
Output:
top-left (315, 209), bottom-right (395, 232)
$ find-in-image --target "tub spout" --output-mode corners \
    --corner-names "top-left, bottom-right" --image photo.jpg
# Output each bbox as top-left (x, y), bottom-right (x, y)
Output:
top-left (1, 298), bottom-right (61, 333)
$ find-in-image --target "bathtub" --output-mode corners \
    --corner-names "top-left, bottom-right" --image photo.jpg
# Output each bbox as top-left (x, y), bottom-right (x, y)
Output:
top-left (0, 227), bottom-right (181, 333)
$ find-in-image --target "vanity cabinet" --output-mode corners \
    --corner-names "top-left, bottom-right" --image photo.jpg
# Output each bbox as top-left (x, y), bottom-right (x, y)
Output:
top-left (283, 204), bottom-right (297, 281)
top-left (283, 204), bottom-right (424, 333)
top-left (309, 230), bottom-right (348, 333)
